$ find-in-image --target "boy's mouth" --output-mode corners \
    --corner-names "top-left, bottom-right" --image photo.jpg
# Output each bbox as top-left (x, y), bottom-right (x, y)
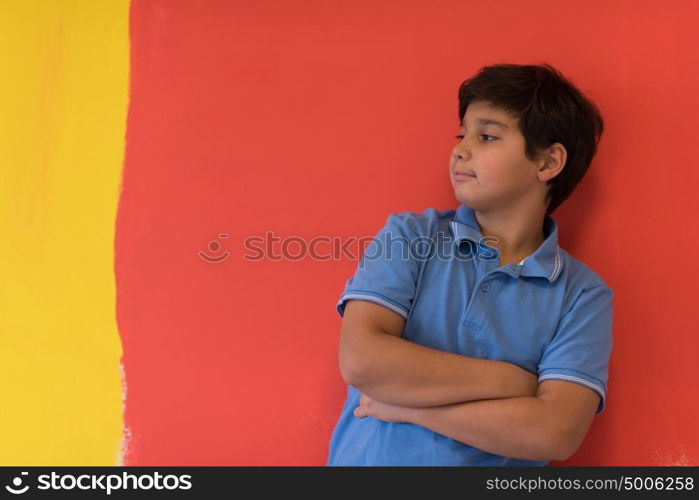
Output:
top-left (453, 170), bottom-right (476, 178)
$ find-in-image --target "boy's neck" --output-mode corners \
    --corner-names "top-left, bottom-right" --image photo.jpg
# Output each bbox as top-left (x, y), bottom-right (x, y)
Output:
top-left (473, 203), bottom-right (548, 265)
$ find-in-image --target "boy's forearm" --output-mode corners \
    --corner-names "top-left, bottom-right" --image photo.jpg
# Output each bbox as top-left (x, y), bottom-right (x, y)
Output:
top-left (402, 396), bottom-right (568, 462)
top-left (345, 332), bottom-right (538, 407)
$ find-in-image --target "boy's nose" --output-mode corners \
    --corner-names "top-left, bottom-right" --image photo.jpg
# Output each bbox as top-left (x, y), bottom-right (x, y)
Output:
top-left (453, 144), bottom-right (471, 161)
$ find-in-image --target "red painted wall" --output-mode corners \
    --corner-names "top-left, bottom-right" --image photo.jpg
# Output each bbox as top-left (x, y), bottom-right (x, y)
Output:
top-left (116, 0), bottom-right (699, 465)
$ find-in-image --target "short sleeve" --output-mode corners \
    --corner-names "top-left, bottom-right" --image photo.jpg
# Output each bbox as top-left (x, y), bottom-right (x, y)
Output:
top-left (537, 284), bottom-right (614, 415)
top-left (336, 213), bottom-right (422, 320)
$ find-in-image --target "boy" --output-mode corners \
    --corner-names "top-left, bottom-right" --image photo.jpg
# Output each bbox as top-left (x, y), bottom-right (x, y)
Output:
top-left (327, 63), bottom-right (614, 466)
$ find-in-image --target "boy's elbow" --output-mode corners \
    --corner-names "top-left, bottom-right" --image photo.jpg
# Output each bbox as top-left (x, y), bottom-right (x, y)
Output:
top-left (338, 325), bottom-right (385, 389)
top-left (339, 349), bottom-right (372, 389)
top-left (521, 433), bottom-right (572, 463)
top-left (338, 350), bottom-right (359, 386)
top-left (550, 439), bottom-right (579, 462)
top-left (337, 299), bottom-right (404, 389)
top-left (549, 439), bottom-right (574, 462)
top-left (548, 425), bottom-right (585, 462)
top-left (339, 334), bottom-right (386, 390)
top-left (523, 411), bottom-right (581, 462)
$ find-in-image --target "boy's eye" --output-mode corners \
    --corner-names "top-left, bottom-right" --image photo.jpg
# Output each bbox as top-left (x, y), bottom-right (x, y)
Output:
top-left (454, 134), bottom-right (497, 142)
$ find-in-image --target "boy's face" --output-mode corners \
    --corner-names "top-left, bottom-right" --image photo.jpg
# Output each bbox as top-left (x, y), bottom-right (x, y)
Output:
top-left (449, 100), bottom-right (545, 212)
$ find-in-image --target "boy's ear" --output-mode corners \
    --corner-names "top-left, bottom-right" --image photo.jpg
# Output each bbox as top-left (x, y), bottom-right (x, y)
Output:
top-left (537, 142), bottom-right (567, 182)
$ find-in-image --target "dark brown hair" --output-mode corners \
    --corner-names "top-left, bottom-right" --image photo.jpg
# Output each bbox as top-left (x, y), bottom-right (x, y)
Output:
top-left (457, 63), bottom-right (604, 215)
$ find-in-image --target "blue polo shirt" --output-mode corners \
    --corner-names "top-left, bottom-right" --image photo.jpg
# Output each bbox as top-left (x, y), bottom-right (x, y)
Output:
top-left (327, 204), bottom-right (614, 466)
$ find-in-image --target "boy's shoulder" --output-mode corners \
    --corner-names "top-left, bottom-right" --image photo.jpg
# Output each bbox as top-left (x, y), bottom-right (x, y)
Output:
top-left (383, 207), bottom-right (456, 237)
top-left (558, 247), bottom-right (613, 294)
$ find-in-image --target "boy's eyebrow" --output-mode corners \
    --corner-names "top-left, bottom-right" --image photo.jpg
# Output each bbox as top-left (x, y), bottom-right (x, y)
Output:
top-left (460, 118), bottom-right (510, 130)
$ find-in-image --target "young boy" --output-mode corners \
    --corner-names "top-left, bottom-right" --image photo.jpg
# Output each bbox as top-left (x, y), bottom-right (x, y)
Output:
top-left (326, 63), bottom-right (614, 466)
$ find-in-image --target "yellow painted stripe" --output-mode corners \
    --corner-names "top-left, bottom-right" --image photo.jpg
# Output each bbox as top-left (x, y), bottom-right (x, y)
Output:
top-left (0, 0), bottom-right (129, 465)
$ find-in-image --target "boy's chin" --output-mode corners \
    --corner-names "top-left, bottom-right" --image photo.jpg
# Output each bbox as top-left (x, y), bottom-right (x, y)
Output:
top-left (453, 192), bottom-right (479, 206)
top-left (453, 195), bottom-right (495, 213)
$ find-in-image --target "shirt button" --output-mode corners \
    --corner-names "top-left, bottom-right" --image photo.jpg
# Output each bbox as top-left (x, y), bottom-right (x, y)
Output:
top-left (480, 282), bottom-right (490, 292)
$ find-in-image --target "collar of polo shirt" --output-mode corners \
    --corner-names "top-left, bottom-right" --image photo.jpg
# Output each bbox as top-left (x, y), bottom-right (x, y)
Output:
top-left (449, 204), bottom-right (563, 283)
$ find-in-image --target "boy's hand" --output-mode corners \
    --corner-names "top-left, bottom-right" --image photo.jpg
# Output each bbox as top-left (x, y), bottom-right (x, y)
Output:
top-left (354, 393), bottom-right (412, 423)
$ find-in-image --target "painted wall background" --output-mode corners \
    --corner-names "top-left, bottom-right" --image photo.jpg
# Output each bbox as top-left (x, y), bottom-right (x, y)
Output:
top-left (2, 0), bottom-right (697, 465)
top-left (0, 0), bottom-right (129, 464)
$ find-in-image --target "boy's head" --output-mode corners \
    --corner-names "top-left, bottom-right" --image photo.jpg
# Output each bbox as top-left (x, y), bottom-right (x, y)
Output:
top-left (451, 63), bottom-right (604, 215)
